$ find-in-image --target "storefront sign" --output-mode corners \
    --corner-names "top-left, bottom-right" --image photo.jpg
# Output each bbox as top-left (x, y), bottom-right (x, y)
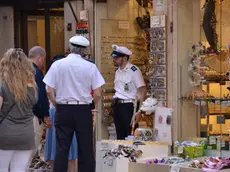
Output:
top-left (118, 21), bottom-right (130, 29)
top-left (80, 10), bottom-right (88, 21)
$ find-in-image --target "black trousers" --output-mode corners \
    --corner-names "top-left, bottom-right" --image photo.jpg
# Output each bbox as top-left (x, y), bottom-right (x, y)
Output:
top-left (54, 104), bottom-right (94, 172)
top-left (113, 103), bottom-right (137, 140)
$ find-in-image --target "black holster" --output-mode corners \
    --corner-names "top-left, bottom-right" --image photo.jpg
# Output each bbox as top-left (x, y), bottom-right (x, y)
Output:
top-left (112, 98), bottom-right (119, 107)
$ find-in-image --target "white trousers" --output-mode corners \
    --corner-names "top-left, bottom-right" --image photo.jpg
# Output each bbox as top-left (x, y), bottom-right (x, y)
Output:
top-left (0, 149), bottom-right (32, 172)
top-left (33, 116), bottom-right (43, 150)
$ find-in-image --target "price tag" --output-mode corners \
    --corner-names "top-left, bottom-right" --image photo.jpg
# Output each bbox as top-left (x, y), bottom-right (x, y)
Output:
top-left (100, 142), bottom-right (109, 151)
top-left (210, 102), bottom-right (214, 107)
top-left (215, 100), bottom-right (220, 105)
top-left (170, 166), bottom-right (180, 172)
top-left (209, 136), bottom-right (217, 145)
top-left (107, 157), bottom-right (114, 166)
top-left (178, 146), bottom-right (183, 154)
top-left (221, 141), bottom-right (226, 148)
top-left (195, 101), bottom-right (200, 105)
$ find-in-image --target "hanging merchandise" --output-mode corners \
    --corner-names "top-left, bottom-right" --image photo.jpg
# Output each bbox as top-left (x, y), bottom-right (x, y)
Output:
top-left (148, 15), bottom-right (167, 106)
top-left (202, 0), bottom-right (218, 53)
top-left (188, 42), bottom-right (207, 88)
top-left (185, 42), bottom-right (214, 100)
top-left (139, 97), bottom-right (158, 114)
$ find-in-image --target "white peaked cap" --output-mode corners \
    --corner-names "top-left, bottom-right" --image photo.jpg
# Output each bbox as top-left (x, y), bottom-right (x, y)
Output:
top-left (112, 44), bottom-right (132, 56)
top-left (69, 36), bottom-right (90, 47)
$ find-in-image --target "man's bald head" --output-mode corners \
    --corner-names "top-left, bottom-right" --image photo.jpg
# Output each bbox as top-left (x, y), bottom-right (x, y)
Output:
top-left (29, 46), bottom-right (46, 70)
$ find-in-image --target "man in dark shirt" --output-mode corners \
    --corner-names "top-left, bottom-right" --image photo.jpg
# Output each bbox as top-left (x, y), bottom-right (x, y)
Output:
top-left (28, 46), bottom-right (51, 149)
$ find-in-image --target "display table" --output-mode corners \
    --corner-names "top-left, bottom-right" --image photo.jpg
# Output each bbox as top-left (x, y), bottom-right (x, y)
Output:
top-left (96, 140), bottom-right (169, 172)
top-left (129, 162), bottom-right (230, 172)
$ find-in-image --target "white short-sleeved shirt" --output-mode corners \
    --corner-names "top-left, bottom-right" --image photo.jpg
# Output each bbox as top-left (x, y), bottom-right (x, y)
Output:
top-left (114, 63), bottom-right (145, 100)
top-left (43, 53), bottom-right (105, 103)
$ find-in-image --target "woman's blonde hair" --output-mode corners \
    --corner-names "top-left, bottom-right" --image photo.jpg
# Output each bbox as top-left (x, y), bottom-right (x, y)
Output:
top-left (0, 48), bottom-right (37, 102)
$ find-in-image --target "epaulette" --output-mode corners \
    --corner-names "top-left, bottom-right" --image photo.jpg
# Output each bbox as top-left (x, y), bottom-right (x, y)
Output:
top-left (131, 66), bottom-right (137, 72)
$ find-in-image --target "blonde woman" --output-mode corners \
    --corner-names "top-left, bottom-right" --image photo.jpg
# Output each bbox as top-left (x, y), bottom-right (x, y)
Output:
top-left (0, 48), bottom-right (38, 172)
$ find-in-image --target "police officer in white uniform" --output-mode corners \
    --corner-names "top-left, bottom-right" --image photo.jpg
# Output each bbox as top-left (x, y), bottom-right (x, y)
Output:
top-left (111, 45), bottom-right (147, 140)
top-left (43, 36), bottom-right (105, 172)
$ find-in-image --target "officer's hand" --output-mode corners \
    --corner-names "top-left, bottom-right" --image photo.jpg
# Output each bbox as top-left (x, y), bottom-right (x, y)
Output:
top-left (135, 112), bottom-right (142, 124)
top-left (44, 117), bottom-right (52, 128)
top-left (92, 109), bottom-right (98, 129)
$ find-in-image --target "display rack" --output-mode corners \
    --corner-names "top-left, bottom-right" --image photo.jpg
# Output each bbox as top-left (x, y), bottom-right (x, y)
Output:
top-left (148, 16), bottom-right (167, 107)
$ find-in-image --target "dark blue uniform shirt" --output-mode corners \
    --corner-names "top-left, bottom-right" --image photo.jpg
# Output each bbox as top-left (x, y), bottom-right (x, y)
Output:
top-left (33, 63), bottom-right (49, 121)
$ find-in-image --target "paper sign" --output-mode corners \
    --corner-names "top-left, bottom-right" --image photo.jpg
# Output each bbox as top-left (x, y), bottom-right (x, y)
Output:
top-left (118, 21), bottom-right (130, 29)
top-left (156, 0), bottom-right (165, 12)
top-left (150, 15), bottom-right (166, 28)
top-left (170, 166), bottom-right (180, 172)
top-left (80, 10), bottom-right (88, 21)
top-left (154, 107), bottom-right (173, 145)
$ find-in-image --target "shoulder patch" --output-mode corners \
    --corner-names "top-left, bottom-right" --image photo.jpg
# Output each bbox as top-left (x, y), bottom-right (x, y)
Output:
top-left (131, 66), bottom-right (137, 72)
top-left (85, 59), bottom-right (95, 64)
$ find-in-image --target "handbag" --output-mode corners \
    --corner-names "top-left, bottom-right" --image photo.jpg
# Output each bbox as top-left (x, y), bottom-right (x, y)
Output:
top-left (0, 102), bottom-right (16, 125)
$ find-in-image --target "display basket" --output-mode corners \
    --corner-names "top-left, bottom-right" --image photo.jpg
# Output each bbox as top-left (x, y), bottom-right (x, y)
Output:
top-left (176, 144), bottom-right (205, 159)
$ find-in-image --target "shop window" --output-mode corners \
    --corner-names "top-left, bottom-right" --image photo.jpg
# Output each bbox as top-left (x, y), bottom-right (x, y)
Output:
top-left (178, 0), bottom-right (230, 157)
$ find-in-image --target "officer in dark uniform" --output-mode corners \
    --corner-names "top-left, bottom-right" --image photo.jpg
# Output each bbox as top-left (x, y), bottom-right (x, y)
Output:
top-left (111, 44), bottom-right (147, 140)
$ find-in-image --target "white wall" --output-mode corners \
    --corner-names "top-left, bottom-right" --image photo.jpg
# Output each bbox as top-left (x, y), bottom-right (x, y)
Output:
top-left (64, 1), bottom-right (83, 50)
top-left (0, 7), bottom-right (14, 57)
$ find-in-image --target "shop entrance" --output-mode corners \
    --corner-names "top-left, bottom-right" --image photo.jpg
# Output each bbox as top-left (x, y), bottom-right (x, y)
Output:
top-left (14, 8), bottom-right (64, 71)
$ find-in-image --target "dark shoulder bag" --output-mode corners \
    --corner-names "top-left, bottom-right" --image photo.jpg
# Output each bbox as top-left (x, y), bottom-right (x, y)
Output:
top-left (0, 102), bottom-right (16, 125)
